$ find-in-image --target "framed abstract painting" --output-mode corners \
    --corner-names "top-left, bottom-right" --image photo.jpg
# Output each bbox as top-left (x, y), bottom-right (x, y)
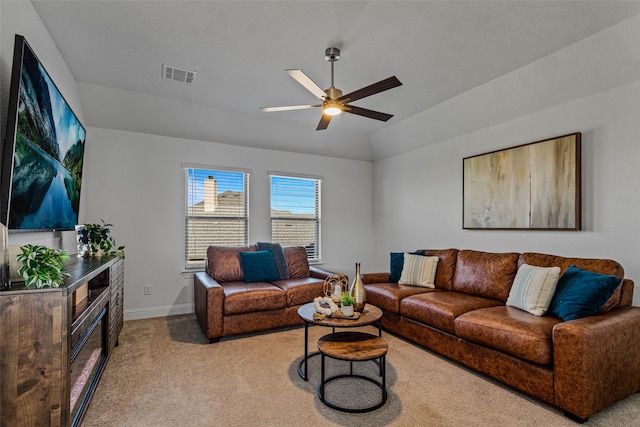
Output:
top-left (463, 133), bottom-right (581, 230)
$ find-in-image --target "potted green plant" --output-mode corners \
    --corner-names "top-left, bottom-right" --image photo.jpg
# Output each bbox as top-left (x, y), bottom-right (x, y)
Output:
top-left (16, 244), bottom-right (71, 289)
top-left (341, 292), bottom-right (355, 317)
top-left (82, 219), bottom-right (125, 258)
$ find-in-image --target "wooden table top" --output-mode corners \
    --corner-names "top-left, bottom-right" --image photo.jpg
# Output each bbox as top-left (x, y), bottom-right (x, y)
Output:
top-left (317, 332), bottom-right (388, 361)
top-left (298, 302), bottom-right (382, 327)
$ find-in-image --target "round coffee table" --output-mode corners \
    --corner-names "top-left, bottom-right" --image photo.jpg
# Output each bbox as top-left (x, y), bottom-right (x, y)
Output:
top-left (317, 331), bottom-right (388, 413)
top-left (297, 302), bottom-right (383, 380)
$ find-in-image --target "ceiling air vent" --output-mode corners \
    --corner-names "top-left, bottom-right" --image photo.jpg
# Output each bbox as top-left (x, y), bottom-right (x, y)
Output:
top-left (162, 64), bottom-right (197, 84)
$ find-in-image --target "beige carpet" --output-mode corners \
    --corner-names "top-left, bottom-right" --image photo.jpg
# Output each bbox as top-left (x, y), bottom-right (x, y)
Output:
top-left (82, 314), bottom-right (640, 426)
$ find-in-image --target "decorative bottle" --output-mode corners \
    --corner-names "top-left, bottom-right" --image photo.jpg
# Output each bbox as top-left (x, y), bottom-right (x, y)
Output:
top-left (350, 262), bottom-right (366, 312)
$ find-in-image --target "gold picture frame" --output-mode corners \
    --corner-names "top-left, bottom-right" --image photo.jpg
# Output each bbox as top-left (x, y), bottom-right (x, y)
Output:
top-left (463, 132), bottom-right (581, 230)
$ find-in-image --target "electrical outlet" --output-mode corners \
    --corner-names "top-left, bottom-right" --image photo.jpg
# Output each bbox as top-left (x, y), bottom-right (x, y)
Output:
top-left (144, 284), bottom-right (151, 295)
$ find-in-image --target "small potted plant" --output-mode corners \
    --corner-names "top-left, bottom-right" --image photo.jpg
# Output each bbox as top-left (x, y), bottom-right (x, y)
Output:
top-left (341, 292), bottom-right (355, 317)
top-left (16, 244), bottom-right (71, 289)
top-left (82, 219), bottom-right (125, 258)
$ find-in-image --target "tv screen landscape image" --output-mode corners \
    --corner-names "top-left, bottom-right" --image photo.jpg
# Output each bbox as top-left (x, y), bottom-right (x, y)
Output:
top-left (1, 35), bottom-right (86, 231)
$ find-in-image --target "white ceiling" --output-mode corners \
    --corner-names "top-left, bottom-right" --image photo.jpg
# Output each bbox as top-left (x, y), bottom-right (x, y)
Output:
top-left (31, 1), bottom-right (640, 159)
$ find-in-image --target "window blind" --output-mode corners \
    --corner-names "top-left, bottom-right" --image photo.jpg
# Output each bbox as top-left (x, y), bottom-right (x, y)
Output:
top-left (270, 174), bottom-right (321, 261)
top-left (185, 168), bottom-right (248, 267)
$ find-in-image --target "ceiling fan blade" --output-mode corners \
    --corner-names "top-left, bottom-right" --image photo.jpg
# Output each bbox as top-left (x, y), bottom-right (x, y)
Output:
top-left (260, 104), bottom-right (319, 112)
top-left (286, 69), bottom-right (326, 100)
top-left (345, 105), bottom-right (394, 122)
top-left (316, 114), bottom-right (332, 131)
top-left (338, 76), bottom-right (402, 103)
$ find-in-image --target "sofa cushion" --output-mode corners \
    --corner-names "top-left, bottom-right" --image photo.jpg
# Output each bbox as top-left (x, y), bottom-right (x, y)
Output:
top-left (400, 291), bottom-right (503, 334)
top-left (519, 252), bottom-right (625, 312)
top-left (256, 242), bottom-right (290, 280)
top-left (239, 250), bottom-right (280, 283)
top-left (452, 250), bottom-right (519, 302)
top-left (548, 266), bottom-right (622, 321)
top-left (364, 282), bottom-right (438, 314)
top-left (273, 277), bottom-right (325, 306)
top-left (283, 246), bottom-right (310, 278)
top-left (206, 245), bottom-right (256, 282)
top-left (455, 306), bottom-right (562, 365)
top-left (398, 254), bottom-right (439, 288)
top-left (416, 249), bottom-right (459, 290)
top-left (222, 281), bottom-right (287, 315)
top-left (506, 264), bottom-right (561, 316)
top-left (389, 250), bottom-right (425, 283)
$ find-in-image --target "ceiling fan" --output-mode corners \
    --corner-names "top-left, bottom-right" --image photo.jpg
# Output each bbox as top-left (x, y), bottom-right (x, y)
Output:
top-left (261, 47), bottom-right (402, 131)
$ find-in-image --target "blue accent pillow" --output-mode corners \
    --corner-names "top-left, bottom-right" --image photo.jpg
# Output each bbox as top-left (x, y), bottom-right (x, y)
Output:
top-left (389, 250), bottom-right (426, 283)
top-left (548, 266), bottom-right (622, 321)
top-left (239, 250), bottom-right (280, 283)
top-left (256, 242), bottom-right (290, 280)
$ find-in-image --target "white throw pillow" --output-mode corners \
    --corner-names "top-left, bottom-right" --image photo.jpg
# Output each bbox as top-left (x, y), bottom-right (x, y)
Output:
top-left (398, 253), bottom-right (439, 288)
top-left (506, 264), bottom-right (561, 316)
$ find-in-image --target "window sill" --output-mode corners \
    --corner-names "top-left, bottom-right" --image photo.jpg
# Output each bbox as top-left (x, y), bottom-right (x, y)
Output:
top-left (181, 267), bottom-right (204, 279)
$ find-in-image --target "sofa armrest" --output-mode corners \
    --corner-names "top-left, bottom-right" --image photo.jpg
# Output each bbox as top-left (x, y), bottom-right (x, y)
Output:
top-left (194, 272), bottom-right (225, 342)
top-left (361, 272), bottom-right (391, 285)
top-left (553, 306), bottom-right (640, 419)
top-left (309, 266), bottom-right (343, 281)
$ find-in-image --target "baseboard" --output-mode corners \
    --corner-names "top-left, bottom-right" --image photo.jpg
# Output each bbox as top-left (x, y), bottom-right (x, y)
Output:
top-left (124, 303), bottom-right (194, 321)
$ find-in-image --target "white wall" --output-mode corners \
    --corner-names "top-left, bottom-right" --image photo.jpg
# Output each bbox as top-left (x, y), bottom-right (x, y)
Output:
top-left (370, 14), bottom-right (640, 161)
top-left (0, 2), bottom-right (374, 320)
top-left (0, 1), bottom-right (86, 259)
top-left (3, 0), bottom-right (638, 317)
top-left (372, 80), bottom-right (640, 305)
top-left (82, 127), bottom-right (374, 319)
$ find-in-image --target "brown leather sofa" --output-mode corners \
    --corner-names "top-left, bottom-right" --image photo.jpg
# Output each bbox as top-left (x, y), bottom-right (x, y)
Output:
top-left (362, 249), bottom-right (640, 422)
top-left (194, 245), bottom-right (337, 343)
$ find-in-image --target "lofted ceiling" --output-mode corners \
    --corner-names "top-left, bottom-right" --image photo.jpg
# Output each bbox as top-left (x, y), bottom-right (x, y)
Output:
top-left (31, 1), bottom-right (640, 160)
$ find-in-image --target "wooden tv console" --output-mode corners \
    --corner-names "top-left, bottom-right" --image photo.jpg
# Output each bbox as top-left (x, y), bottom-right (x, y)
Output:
top-left (0, 256), bottom-right (124, 427)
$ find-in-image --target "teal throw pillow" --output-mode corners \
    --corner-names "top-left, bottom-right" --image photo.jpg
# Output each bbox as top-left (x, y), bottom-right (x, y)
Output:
top-left (239, 250), bottom-right (280, 283)
top-left (256, 241), bottom-right (290, 280)
top-left (548, 266), bottom-right (622, 321)
top-left (390, 250), bottom-right (425, 283)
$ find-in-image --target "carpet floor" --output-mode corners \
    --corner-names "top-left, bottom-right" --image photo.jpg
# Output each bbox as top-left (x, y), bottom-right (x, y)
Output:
top-left (81, 314), bottom-right (640, 426)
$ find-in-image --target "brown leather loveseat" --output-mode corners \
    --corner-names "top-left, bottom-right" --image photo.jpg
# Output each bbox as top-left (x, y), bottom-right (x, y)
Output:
top-left (194, 244), bottom-right (337, 343)
top-left (362, 249), bottom-right (640, 422)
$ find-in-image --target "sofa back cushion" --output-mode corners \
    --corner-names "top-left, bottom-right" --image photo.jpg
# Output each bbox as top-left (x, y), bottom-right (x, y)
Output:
top-left (283, 246), bottom-right (310, 278)
top-left (256, 241), bottom-right (290, 279)
top-left (519, 252), bottom-right (627, 311)
top-left (417, 248), bottom-right (459, 290)
top-left (452, 250), bottom-right (519, 302)
top-left (206, 245), bottom-right (256, 282)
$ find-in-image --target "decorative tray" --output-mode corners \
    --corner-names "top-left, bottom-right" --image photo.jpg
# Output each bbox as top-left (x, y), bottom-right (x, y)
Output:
top-left (331, 311), bottom-right (361, 319)
top-left (312, 311), bottom-right (361, 321)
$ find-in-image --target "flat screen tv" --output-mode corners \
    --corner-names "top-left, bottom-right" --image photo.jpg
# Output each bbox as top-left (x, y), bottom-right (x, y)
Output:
top-left (1, 35), bottom-right (86, 232)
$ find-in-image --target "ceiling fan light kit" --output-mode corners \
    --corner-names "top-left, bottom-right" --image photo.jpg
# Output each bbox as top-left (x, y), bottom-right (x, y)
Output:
top-left (323, 101), bottom-right (342, 116)
top-left (261, 47), bottom-right (402, 130)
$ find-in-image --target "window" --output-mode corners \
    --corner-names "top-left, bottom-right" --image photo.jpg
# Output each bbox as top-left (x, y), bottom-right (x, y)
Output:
top-left (185, 167), bottom-right (249, 267)
top-left (270, 174), bottom-right (321, 262)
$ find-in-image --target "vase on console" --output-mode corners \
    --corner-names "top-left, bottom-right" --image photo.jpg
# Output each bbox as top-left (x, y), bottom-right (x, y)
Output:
top-left (349, 262), bottom-right (367, 312)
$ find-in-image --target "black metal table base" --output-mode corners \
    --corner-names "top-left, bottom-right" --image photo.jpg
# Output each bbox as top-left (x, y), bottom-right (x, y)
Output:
top-left (317, 354), bottom-right (387, 413)
top-left (297, 350), bottom-right (319, 380)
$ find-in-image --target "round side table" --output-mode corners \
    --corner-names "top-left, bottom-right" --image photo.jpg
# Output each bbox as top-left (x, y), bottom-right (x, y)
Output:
top-left (316, 331), bottom-right (388, 413)
top-left (297, 303), bottom-right (382, 381)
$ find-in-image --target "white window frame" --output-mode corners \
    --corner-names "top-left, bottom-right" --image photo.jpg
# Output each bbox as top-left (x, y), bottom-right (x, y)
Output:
top-left (269, 172), bottom-right (322, 263)
top-left (184, 164), bottom-right (250, 269)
